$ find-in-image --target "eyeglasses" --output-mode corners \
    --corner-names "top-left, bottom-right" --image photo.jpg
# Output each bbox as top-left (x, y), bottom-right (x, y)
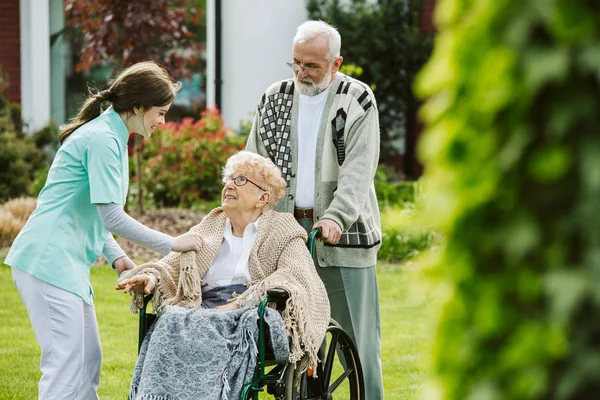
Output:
top-left (222, 175), bottom-right (267, 192)
top-left (286, 62), bottom-right (322, 74)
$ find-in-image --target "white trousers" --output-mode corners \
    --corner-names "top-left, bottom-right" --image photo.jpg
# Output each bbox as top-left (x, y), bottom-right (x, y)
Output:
top-left (11, 268), bottom-right (101, 400)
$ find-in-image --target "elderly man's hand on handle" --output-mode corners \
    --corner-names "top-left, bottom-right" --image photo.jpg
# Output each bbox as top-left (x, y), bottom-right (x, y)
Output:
top-left (172, 231), bottom-right (204, 252)
top-left (115, 274), bottom-right (157, 295)
top-left (313, 219), bottom-right (342, 245)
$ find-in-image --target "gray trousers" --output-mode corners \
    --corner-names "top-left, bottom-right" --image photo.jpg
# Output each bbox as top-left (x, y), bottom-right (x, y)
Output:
top-left (298, 218), bottom-right (384, 400)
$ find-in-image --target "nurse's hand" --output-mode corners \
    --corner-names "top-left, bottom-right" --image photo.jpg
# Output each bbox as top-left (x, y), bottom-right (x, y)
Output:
top-left (116, 274), bottom-right (157, 295)
top-left (113, 256), bottom-right (136, 276)
top-left (172, 231), bottom-right (204, 252)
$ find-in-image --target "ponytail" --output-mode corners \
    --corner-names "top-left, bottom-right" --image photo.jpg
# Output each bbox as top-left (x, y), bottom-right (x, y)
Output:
top-left (58, 89), bottom-right (113, 144)
top-left (59, 62), bottom-right (179, 144)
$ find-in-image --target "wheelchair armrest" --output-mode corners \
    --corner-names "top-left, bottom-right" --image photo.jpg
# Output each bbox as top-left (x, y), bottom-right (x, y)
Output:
top-left (138, 295), bottom-right (156, 354)
top-left (265, 288), bottom-right (290, 311)
top-left (143, 294), bottom-right (153, 309)
top-left (266, 288), bottom-right (289, 300)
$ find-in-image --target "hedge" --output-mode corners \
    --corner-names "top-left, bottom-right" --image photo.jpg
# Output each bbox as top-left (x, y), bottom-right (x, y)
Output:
top-left (415, 0), bottom-right (600, 398)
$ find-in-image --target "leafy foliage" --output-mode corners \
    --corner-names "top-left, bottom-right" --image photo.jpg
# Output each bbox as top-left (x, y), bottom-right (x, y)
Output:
top-left (0, 70), bottom-right (58, 202)
top-left (415, 0), bottom-right (600, 398)
top-left (375, 165), bottom-right (415, 206)
top-left (140, 108), bottom-right (245, 208)
top-left (64, 0), bottom-right (205, 78)
top-left (375, 165), bottom-right (436, 263)
top-left (0, 198), bottom-right (37, 247)
top-left (379, 205), bottom-right (437, 264)
top-left (0, 132), bottom-right (47, 202)
top-left (307, 0), bottom-right (433, 166)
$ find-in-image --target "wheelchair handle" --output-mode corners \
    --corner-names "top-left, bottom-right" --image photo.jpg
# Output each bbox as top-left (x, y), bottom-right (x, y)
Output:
top-left (308, 227), bottom-right (322, 259)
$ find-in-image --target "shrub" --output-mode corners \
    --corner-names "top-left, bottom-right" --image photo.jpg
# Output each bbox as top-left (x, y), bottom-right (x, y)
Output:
top-left (0, 131), bottom-right (48, 202)
top-left (415, 0), bottom-right (600, 398)
top-left (0, 123), bottom-right (59, 202)
top-left (0, 210), bottom-right (22, 248)
top-left (141, 108), bottom-right (246, 208)
top-left (307, 0), bottom-right (433, 174)
top-left (0, 197), bottom-right (36, 247)
top-left (378, 205), bottom-right (437, 263)
top-left (29, 165), bottom-right (51, 197)
top-left (375, 165), bottom-right (415, 206)
top-left (1, 197), bottom-right (37, 221)
top-left (0, 67), bottom-right (58, 202)
top-left (8, 102), bottom-right (22, 133)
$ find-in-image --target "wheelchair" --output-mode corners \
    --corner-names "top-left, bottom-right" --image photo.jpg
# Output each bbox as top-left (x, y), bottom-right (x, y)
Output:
top-left (135, 228), bottom-right (365, 400)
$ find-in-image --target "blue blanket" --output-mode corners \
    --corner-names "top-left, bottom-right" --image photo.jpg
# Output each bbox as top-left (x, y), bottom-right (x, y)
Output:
top-left (129, 302), bottom-right (289, 399)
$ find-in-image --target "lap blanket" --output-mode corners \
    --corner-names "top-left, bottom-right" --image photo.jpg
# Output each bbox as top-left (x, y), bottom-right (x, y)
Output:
top-left (129, 305), bottom-right (289, 400)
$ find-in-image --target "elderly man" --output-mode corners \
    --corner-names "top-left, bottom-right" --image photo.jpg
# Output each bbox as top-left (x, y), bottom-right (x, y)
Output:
top-left (246, 20), bottom-right (384, 399)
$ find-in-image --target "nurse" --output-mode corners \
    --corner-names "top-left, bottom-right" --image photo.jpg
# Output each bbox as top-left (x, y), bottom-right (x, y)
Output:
top-left (4, 61), bottom-right (203, 400)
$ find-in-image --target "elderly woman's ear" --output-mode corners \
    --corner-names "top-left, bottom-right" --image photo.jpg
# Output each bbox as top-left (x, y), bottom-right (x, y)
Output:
top-left (256, 191), bottom-right (271, 208)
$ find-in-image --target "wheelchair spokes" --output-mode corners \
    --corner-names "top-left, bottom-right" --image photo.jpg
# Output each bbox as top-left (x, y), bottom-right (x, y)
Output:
top-left (241, 362), bottom-right (297, 400)
top-left (299, 324), bottom-right (365, 400)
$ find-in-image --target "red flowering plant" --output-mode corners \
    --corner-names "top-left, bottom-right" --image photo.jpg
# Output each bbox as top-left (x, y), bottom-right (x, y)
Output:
top-left (141, 108), bottom-right (246, 208)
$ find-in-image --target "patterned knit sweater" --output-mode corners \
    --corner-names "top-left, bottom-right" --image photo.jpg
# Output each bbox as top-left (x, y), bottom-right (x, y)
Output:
top-left (246, 72), bottom-right (381, 268)
top-left (119, 208), bottom-right (330, 370)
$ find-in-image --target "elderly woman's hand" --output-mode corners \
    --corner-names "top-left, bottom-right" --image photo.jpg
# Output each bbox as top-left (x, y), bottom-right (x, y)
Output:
top-left (115, 274), bottom-right (157, 295)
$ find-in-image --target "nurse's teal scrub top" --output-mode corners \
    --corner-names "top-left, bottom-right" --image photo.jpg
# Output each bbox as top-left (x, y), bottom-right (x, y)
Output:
top-left (5, 107), bottom-right (129, 305)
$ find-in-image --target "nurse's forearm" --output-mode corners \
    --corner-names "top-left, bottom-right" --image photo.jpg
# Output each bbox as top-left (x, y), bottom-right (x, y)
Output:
top-left (102, 234), bottom-right (126, 266)
top-left (96, 203), bottom-right (174, 255)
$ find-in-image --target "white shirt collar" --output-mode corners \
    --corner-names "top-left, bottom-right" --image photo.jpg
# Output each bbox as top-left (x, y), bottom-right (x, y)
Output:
top-left (223, 217), bottom-right (260, 243)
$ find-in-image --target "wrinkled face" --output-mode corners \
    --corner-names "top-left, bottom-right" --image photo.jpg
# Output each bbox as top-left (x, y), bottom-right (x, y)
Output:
top-left (292, 35), bottom-right (342, 96)
top-left (134, 104), bottom-right (172, 138)
top-left (221, 172), bottom-right (266, 214)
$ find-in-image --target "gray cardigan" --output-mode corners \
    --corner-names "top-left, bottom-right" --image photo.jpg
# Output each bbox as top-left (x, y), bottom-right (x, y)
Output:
top-left (246, 72), bottom-right (381, 268)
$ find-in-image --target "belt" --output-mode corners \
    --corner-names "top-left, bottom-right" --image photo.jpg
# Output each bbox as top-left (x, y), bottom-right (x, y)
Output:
top-left (294, 208), bottom-right (314, 219)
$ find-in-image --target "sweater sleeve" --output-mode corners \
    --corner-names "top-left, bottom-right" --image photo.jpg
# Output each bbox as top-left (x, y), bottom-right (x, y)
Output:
top-left (102, 234), bottom-right (126, 267)
top-left (97, 203), bottom-right (174, 255)
top-left (321, 104), bottom-right (380, 231)
top-left (116, 217), bottom-right (213, 314)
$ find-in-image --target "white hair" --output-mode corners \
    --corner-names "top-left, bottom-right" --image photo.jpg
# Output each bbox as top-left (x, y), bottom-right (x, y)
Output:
top-left (293, 20), bottom-right (341, 61)
top-left (222, 151), bottom-right (287, 208)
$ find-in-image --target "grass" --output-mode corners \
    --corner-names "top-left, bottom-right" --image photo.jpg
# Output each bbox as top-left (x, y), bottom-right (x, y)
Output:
top-left (0, 261), bottom-right (437, 399)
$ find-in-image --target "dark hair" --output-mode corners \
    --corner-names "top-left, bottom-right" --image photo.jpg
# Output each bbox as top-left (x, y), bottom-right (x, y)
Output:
top-left (59, 61), bottom-right (180, 144)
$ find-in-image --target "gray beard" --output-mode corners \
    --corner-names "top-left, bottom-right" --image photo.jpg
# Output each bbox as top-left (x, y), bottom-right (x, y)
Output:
top-left (294, 66), bottom-right (334, 96)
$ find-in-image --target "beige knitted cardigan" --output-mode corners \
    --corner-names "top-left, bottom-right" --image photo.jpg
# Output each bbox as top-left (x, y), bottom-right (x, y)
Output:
top-left (118, 208), bottom-right (330, 370)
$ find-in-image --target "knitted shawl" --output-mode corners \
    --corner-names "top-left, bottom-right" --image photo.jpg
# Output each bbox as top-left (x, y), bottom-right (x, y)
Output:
top-left (119, 208), bottom-right (330, 370)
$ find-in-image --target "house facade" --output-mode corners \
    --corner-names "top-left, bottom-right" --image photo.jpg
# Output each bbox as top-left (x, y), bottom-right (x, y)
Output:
top-left (1, 0), bottom-right (436, 175)
top-left (1, 0), bottom-right (66, 132)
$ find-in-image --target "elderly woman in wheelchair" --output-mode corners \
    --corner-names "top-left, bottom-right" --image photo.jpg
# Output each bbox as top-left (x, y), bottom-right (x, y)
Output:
top-left (116, 151), bottom-right (330, 400)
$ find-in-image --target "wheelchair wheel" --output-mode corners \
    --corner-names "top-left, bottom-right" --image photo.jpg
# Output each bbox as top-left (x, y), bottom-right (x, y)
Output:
top-left (242, 362), bottom-right (297, 400)
top-left (268, 362), bottom-right (297, 400)
top-left (299, 322), bottom-right (365, 400)
top-left (280, 362), bottom-right (297, 400)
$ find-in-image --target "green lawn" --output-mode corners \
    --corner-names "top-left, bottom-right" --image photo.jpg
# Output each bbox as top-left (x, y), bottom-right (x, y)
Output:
top-left (0, 262), bottom-right (436, 399)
